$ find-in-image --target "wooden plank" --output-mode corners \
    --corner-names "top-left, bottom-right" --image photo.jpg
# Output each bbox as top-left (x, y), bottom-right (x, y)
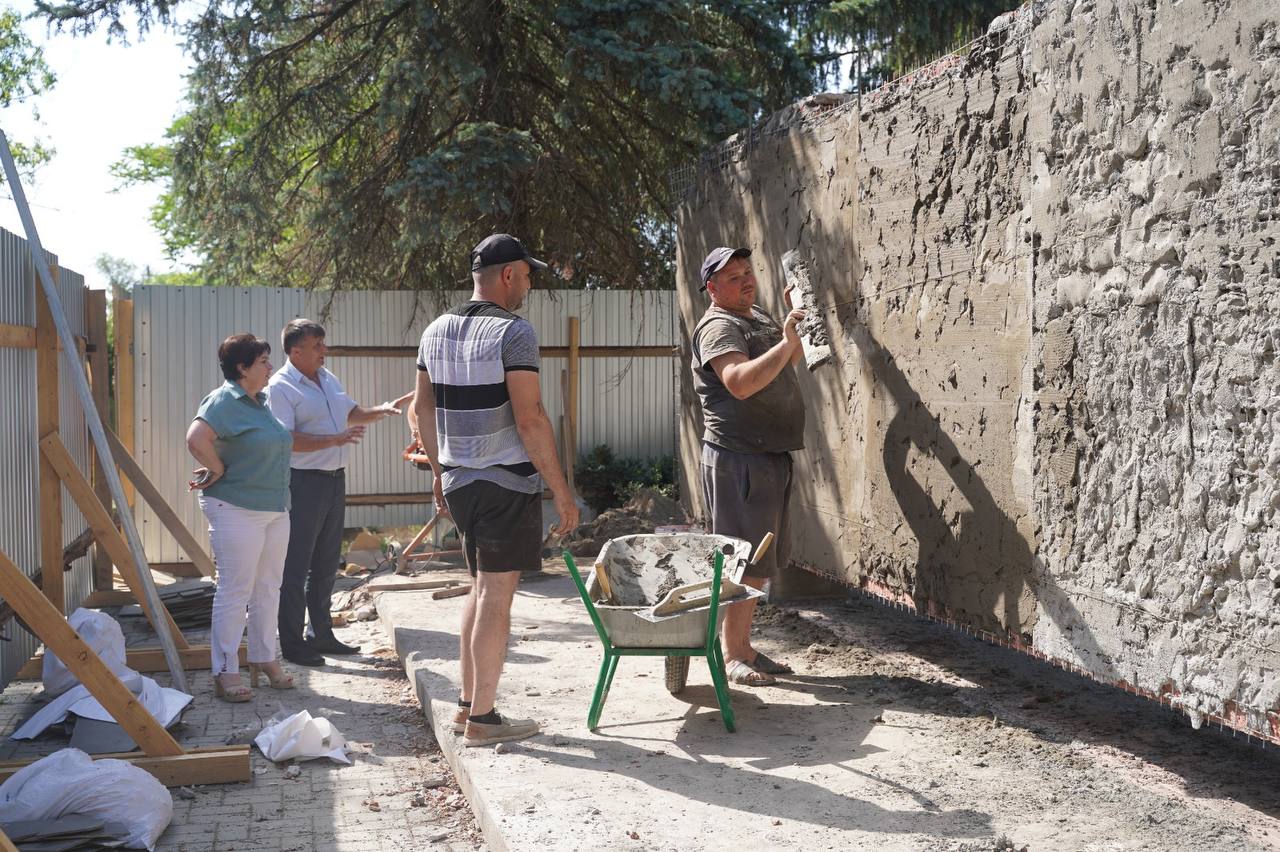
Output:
top-left (0, 826), bottom-right (17, 852)
top-left (148, 561), bottom-right (204, 578)
top-left (81, 588), bottom-right (137, 607)
top-left (366, 579), bottom-right (460, 593)
top-left (433, 585), bottom-right (471, 600)
top-left (86, 288), bottom-right (114, 591)
top-left (15, 644), bottom-right (245, 680)
top-left (346, 492), bottom-right (431, 506)
top-left (0, 745), bottom-right (250, 787)
top-left (114, 297), bottom-right (135, 506)
top-left (105, 428), bottom-right (216, 578)
top-left (326, 344), bottom-right (674, 358)
top-left (0, 548), bottom-right (182, 756)
top-left (0, 322), bottom-right (34, 348)
top-left (35, 277), bottom-right (62, 612)
top-left (567, 316), bottom-right (579, 493)
top-left (39, 433), bottom-right (190, 650)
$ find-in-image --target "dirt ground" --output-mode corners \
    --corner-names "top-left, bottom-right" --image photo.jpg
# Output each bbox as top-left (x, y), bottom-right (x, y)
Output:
top-left (747, 594), bottom-right (1280, 850)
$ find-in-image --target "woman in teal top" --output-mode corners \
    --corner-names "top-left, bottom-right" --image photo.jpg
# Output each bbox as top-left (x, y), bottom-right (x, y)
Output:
top-left (186, 333), bottom-right (297, 702)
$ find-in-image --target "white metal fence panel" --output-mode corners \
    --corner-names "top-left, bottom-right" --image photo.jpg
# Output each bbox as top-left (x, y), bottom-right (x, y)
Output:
top-left (0, 227), bottom-right (91, 686)
top-left (132, 287), bottom-right (676, 563)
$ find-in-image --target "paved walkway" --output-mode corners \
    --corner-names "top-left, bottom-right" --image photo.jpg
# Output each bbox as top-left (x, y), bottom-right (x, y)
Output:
top-left (377, 570), bottom-right (1280, 852)
top-left (0, 615), bottom-right (483, 851)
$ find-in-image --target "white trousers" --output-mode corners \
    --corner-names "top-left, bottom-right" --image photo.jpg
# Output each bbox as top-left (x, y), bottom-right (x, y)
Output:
top-left (200, 497), bottom-right (290, 674)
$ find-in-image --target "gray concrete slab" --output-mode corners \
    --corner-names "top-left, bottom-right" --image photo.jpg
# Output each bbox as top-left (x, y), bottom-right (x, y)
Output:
top-left (379, 570), bottom-right (1280, 852)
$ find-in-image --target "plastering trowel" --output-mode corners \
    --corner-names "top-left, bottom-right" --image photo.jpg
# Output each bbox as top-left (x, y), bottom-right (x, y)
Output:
top-left (781, 250), bottom-right (833, 370)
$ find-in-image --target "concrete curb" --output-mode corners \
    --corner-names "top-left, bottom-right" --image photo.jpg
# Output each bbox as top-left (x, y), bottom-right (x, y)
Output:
top-left (380, 598), bottom-right (511, 852)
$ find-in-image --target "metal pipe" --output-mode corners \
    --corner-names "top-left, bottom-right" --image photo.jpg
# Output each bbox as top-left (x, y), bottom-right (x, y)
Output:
top-left (0, 130), bottom-right (189, 692)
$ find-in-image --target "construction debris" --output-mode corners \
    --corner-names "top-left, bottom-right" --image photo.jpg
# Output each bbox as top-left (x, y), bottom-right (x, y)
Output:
top-left (557, 488), bottom-right (686, 558)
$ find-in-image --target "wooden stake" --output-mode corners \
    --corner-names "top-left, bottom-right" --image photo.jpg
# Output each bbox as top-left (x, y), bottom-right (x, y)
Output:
top-left (105, 427), bottom-right (216, 578)
top-left (432, 585), bottom-right (471, 600)
top-left (86, 288), bottom-right (114, 591)
top-left (0, 548), bottom-right (181, 756)
top-left (114, 297), bottom-right (136, 507)
top-left (36, 277), bottom-right (62, 612)
top-left (39, 433), bottom-right (190, 650)
top-left (567, 315), bottom-right (580, 493)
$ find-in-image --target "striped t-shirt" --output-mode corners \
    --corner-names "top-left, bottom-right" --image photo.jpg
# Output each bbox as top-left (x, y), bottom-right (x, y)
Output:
top-left (416, 301), bottom-right (541, 495)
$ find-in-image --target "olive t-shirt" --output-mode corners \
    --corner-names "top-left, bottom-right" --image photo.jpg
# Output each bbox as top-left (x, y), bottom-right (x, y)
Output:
top-left (691, 305), bottom-right (805, 454)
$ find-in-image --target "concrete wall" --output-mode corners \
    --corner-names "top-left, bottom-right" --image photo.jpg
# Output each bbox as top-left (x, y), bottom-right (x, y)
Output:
top-left (675, 0), bottom-right (1280, 739)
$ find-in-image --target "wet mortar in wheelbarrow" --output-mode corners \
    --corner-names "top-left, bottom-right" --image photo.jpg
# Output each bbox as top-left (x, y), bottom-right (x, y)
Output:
top-left (563, 533), bottom-right (765, 732)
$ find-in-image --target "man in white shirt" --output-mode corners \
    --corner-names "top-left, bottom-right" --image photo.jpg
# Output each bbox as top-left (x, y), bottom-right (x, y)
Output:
top-left (268, 319), bottom-right (411, 666)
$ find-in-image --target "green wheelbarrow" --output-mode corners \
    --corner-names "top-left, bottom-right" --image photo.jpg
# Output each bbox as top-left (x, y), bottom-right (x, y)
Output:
top-left (563, 533), bottom-right (764, 733)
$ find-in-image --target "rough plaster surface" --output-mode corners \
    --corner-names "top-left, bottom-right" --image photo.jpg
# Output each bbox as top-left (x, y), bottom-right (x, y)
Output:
top-left (676, 0), bottom-right (1280, 738)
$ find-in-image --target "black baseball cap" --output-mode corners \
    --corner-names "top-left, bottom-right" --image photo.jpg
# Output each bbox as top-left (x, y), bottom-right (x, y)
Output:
top-left (699, 246), bottom-right (751, 291)
top-left (470, 233), bottom-right (549, 272)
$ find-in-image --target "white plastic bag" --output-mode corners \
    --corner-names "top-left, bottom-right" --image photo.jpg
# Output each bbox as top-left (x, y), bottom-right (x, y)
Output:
top-left (255, 708), bottom-right (351, 764)
top-left (43, 609), bottom-right (131, 697)
top-left (0, 748), bottom-right (173, 849)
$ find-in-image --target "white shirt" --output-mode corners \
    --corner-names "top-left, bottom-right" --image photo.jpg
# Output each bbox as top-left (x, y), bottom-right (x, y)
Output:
top-left (266, 361), bottom-right (358, 470)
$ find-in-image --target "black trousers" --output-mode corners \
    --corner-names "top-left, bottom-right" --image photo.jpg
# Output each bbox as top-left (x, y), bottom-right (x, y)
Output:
top-left (278, 467), bottom-right (345, 654)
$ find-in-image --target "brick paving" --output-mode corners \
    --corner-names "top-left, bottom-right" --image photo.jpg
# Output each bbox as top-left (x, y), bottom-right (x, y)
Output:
top-left (0, 614), bottom-right (483, 851)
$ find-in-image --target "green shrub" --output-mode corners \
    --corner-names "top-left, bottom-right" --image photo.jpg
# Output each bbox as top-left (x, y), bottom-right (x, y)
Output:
top-left (575, 444), bottom-right (677, 513)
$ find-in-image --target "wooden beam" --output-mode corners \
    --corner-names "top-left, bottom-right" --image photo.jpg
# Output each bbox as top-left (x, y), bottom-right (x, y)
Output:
top-left (81, 588), bottom-right (137, 607)
top-left (0, 322), bottom-right (34, 348)
top-left (326, 344), bottom-right (675, 358)
top-left (346, 492), bottom-right (430, 506)
top-left (395, 515), bottom-right (440, 574)
top-left (86, 288), bottom-right (114, 591)
top-left (15, 644), bottom-right (246, 680)
top-left (39, 433), bottom-right (190, 650)
top-left (366, 579), bottom-right (460, 593)
top-left (567, 316), bottom-right (580, 493)
top-left (36, 277), bottom-right (62, 612)
top-left (105, 428), bottom-right (216, 578)
top-left (147, 561), bottom-right (204, 578)
top-left (0, 547), bottom-right (181, 756)
top-left (0, 826), bottom-right (17, 852)
top-left (0, 745), bottom-right (250, 787)
top-left (114, 297), bottom-right (135, 506)
top-left (0, 528), bottom-right (94, 626)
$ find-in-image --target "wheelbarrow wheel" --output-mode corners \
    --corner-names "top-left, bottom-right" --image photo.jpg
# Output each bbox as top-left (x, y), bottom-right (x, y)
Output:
top-left (665, 656), bottom-right (690, 694)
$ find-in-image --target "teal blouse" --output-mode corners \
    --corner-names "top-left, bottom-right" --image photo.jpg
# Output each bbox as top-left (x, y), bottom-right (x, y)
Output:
top-left (195, 381), bottom-right (293, 512)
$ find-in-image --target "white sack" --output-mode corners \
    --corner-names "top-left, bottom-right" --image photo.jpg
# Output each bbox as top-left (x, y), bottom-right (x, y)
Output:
top-left (0, 748), bottom-right (173, 849)
top-left (255, 709), bottom-right (351, 764)
top-left (42, 609), bottom-right (131, 697)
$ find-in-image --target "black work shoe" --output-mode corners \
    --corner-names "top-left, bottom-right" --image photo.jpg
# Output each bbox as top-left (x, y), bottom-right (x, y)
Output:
top-left (308, 636), bottom-right (361, 655)
top-left (281, 647), bottom-right (326, 667)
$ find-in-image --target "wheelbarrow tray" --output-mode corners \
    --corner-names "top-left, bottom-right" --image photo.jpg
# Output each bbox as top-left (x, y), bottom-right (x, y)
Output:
top-left (587, 533), bottom-right (752, 649)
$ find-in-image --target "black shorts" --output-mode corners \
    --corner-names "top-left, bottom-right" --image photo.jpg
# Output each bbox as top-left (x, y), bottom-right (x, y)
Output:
top-left (700, 444), bottom-right (792, 579)
top-left (444, 480), bottom-right (543, 575)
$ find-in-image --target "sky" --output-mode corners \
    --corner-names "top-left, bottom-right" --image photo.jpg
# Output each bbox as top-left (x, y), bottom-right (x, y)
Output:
top-left (0, 3), bottom-right (189, 290)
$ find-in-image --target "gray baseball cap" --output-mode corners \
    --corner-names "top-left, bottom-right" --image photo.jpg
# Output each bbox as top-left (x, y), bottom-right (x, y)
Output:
top-left (699, 246), bottom-right (751, 291)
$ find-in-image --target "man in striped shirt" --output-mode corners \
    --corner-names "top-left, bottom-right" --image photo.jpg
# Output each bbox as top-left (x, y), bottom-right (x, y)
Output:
top-left (412, 233), bottom-right (580, 747)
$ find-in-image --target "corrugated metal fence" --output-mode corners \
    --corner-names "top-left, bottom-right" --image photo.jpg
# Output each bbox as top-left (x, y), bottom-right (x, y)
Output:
top-left (0, 228), bottom-right (91, 686)
top-left (132, 287), bottom-right (677, 563)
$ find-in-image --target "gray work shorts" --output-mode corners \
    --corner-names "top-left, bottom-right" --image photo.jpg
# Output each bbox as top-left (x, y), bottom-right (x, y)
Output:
top-left (700, 443), bottom-right (793, 579)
